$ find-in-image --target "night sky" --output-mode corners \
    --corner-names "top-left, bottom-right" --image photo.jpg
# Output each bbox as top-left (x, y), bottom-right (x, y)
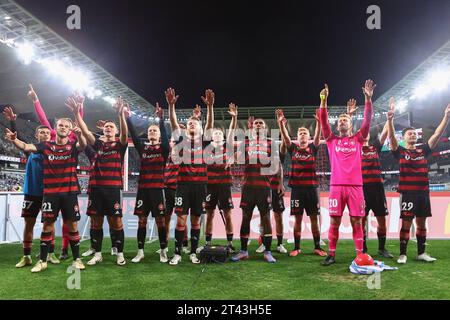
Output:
top-left (15, 0), bottom-right (450, 109)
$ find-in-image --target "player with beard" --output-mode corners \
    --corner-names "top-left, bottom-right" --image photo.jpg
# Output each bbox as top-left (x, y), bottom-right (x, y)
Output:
top-left (68, 96), bottom-right (128, 266)
top-left (276, 108), bottom-right (327, 257)
top-left (388, 101), bottom-right (450, 264)
top-left (231, 117), bottom-right (277, 263)
top-left (2, 107), bottom-right (55, 267)
top-left (6, 116), bottom-right (87, 272)
top-left (319, 80), bottom-right (375, 266)
top-left (167, 88), bottom-right (213, 265)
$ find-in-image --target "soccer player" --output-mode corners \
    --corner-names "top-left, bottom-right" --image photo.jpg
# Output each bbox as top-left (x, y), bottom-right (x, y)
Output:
top-left (203, 103), bottom-right (238, 251)
top-left (68, 96), bottom-right (128, 266)
top-left (81, 120), bottom-right (118, 259)
top-left (2, 107), bottom-right (57, 267)
top-left (5, 118), bottom-right (87, 272)
top-left (276, 108), bottom-right (327, 257)
top-left (387, 101), bottom-right (450, 264)
top-left (255, 155), bottom-right (287, 255)
top-left (352, 97), bottom-right (393, 258)
top-left (163, 137), bottom-right (191, 254)
top-left (128, 103), bottom-right (170, 263)
top-left (27, 84), bottom-right (72, 260)
top-left (319, 80), bottom-right (375, 266)
top-left (231, 117), bottom-right (277, 263)
top-left (167, 88), bottom-right (213, 265)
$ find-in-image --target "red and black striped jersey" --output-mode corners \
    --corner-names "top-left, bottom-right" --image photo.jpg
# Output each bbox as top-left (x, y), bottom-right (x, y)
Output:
top-left (206, 142), bottom-right (232, 186)
top-left (242, 137), bottom-right (272, 189)
top-left (164, 154), bottom-right (179, 190)
top-left (288, 142), bottom-right (318, 188)
top-left (138, 144), bottom-right (166, 189)
top-left (89, 137), bottom-right (127, 189)
top-left (362, 143), bottom-right (384, 185)
top-left (172, 137), bottom-right (208, 185)
top-left (270, 175), bottom-right (281, 190)
top-left (35, 141), bottom-right (80, 195)
top-left (392, 145), bottom-right (432, 193)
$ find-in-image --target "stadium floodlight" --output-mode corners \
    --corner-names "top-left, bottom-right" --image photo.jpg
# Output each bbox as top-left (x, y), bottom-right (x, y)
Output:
top-left (411, 66), bottom-right (450, 100)
top-left (39, 58), bottom-right (65, 75)
top-left (63, 67), bottom-right (91, 91)
top-left (102, 96), bottom-right (116, 105)
top-left (428, 69), bottom-right (450, 92)
top-left (86, 87), bottom-right (102, 100)
top-left (396, 99), bottom-right (408, 113)
top-left (412, 84), bottom-right (432, 100)
top-left (16, 42), bottom-right (34, 65)
top-left (154, 117), bottom-right (160, 122)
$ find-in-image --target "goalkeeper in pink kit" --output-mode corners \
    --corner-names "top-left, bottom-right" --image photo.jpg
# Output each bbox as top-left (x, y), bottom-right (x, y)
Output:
top-left (319, 80), bottom-right (375, 266)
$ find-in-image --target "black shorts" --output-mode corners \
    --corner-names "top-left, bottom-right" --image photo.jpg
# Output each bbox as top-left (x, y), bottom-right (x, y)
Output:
top-left (240, 186), bottom-right (272, 214)
top-left (175, 184), bottom-right (207, 216)
top-left (41, 194), bottom-right (81, 223)
top-left (21, 195), bottom-right (43, 218)
top-left (400, 192), bottom-right (432, 221)
top-left (87, 188), bottom-right (122, 217)
top-left (165, 188), bottom-right (176, 215)
top-left (205, 184), bottom-right (234, 211)
top-left (290, 187), bottom-right (320, 216)
top-left (134, 188), bottom-right (166, 218)
top-left (363, 184), bottom-right (388, 217)
top-left (271, 189), bottom-right (285, 213)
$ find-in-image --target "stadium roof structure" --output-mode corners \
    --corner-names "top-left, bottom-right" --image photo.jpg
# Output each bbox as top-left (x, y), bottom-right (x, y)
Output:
top-left (0, 0), bottom-right (163, 125)
top-left (374, 39), bottom-right (450, 112)
top-left (0, 0), bottom-right (448, 131)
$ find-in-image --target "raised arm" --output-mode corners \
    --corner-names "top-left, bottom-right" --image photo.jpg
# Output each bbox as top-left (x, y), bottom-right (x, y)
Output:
top-left (2, 106), bottom-right (21, 140)
top-left (65, 97), bottom-right (96, 145)
top-left (202, 89), bottom-right (215, 132)
top-left (4, 128), bottom-right (37, 153)
top-left (166, 87), bottom-right (180, 131)
top-left (73, 126), bottom-right (87, 151)
top-left (319, 84), bottom-right (332, 140)
top-left (378, 97), bottom-right (393, 146)
top-left (124, 106), bottom-right (144, 155)
top-left (313, 109), bottom-right (321, 146)
top-left (226, 103), bottom-right (238, 145)
top-left (359, 79), bottom-right (376, 139)
top-left (428, 104), bottom-right (450, 150)
top-left (276, 109), bottom-right (291, 148)
top-left (28, 84), bottom-right (52, 129)
top-left (156, 103), bottom-right (170, 160)
top-left (115, 97), bottom-right (129, 146)
top-left (378, 121), bottom-right (389, 147)
top-left (386, 104), bottom-right (398, 151)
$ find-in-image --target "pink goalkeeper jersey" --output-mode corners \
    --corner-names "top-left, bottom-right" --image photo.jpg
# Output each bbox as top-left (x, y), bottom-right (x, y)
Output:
top-left (320, 101), bottom-right (373, 186)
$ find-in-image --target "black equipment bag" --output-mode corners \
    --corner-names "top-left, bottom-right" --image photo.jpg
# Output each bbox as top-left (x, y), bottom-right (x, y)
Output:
top-left (199, 246), bottom-right (229, 263)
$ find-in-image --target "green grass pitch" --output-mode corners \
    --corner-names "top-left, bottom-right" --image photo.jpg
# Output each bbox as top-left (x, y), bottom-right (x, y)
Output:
top-left (1, 238), bottom-right (449, 300)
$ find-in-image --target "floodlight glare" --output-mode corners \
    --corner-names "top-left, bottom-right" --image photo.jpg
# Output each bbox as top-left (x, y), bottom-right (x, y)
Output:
top-left (16, 42), bottom-right (34, 65)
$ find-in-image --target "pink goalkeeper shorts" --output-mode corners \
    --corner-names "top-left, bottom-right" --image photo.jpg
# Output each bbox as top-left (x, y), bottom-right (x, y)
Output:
top-left (328, 185), bottom-right (365, 217)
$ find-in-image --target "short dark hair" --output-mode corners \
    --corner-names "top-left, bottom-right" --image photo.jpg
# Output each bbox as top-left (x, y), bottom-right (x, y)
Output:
top-left (402, 127), bottom-right (416, 137)
top-left (103, 120), bottom-right (116, 127)
top-left (35, 125), bottom-right (50, 134)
